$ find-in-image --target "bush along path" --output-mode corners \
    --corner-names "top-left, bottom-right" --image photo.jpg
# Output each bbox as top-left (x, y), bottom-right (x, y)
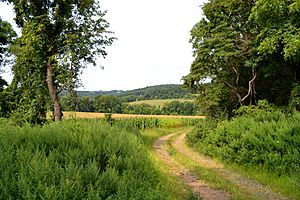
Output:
top-left (153, 130), bottom-right (290, 200)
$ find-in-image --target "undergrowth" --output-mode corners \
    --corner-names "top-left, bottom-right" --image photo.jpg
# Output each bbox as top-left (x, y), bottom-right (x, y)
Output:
top-left (187, 109), bottom-right (300, 198)
top-left (0, 119), bottom-right (171, 199)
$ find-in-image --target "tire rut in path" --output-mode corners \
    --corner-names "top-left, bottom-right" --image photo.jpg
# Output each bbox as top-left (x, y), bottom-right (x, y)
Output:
top-left (153, 131), bottom-right (230, 200)
top-left (172, 132), bottom-right (290, 200)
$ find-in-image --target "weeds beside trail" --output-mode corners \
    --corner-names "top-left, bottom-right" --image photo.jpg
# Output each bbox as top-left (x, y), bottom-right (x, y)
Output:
top-left (153, 129), bottom-right (291, 200)
top-left (153, 129), bottom-right (230, 200)
top-left (187, 112), bottom-right (300, 199)
top-left (0, 119), bottom-right (173, 199)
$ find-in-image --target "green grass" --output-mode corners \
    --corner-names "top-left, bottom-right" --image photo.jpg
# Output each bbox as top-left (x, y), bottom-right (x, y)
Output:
top-left (0, 119), bottom-right (176, 199)
top-left (129, 99), bottom-right (194, 107)
top-left (225, 163), bottom-right (300, 200)
top-left (141, 127), bottom-right (191, 147)
top-left (166, 133), bottom-right (256, 200)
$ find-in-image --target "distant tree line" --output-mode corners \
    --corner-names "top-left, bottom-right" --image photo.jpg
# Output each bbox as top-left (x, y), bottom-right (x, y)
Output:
top-left (60, 95), bottom-right (198, 116)
top-left (68, 84), bottom-right (195, 101)
top-left (117, 84), bottom-right (194, 102)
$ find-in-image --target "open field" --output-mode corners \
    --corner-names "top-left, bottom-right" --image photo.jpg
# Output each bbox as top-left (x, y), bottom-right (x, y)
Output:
top-left (63, 111), bottom-right (205, 119)
top-left (128, 99), bottom-right (194, 107)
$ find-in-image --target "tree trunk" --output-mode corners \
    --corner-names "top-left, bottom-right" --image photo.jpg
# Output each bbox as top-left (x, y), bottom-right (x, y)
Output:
top-left (46, 59), bottom-right (62, 121)
top-left (241, 69), bottom-right (257, 104)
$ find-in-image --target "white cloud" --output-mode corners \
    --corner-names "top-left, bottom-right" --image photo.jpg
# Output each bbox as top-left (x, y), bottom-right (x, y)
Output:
top-left (0, 0), bottom-right (207, 91)
top-left (80, 0), bottom-right (206, 91)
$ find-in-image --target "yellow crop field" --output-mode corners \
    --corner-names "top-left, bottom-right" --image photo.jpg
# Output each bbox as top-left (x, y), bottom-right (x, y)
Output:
top-left (63, 112), bottom-right (205, 119)
top-left (128, 99), bottom-right (195, 107)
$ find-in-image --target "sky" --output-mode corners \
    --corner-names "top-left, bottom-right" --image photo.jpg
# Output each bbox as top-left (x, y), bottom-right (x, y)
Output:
top-left (0, 0), bottom-right (206, 91)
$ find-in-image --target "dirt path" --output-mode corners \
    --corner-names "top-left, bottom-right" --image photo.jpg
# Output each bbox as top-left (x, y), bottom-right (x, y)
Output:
top-left (153, 131), bottom-right (230, 200)
top-left (154, 130), bottom-right (290, 200)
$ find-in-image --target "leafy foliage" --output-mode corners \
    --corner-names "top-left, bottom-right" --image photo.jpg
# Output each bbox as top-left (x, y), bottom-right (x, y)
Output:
top-left (289, 83), bottom-right (300, 112)
top-left (61, 95), bottom-right (95, 112)
top-left (94, 95), bottom-right (124, 113)
top-left (184, 0), bottom-right (300, 116)
top-left (0, 119), bottom-right (170, 199)
top-left (0, 17), bottom-right (16, 68)
top-left (5, 0), bottom-right (115, 123)
top-left (0, 17), bottom-right (16, 118)
top-left (118, 84), bottom-right (194, 102)
top-left (187, 110), bottom-right (300, 177)
top-left (162, 101), bottom-right (197, 116)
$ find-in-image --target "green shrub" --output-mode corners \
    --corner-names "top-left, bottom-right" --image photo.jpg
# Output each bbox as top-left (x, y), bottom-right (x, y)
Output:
top-left (187, 112), bottom-right (300, 176)
top-left (0, 119), bottom-right (169, 199)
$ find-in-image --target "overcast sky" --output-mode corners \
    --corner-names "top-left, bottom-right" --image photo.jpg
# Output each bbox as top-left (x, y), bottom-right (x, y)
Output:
top-left (0, 0), bottom-right (206, 91)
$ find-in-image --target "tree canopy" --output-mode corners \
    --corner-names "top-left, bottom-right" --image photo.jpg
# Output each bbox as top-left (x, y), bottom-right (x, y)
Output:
top-left (0, 16), bottom-right (16, 87)
top-left (2, 0), bottom-right (115, 123)
top-left (0, 17), bottom-right (16, 117)
top-left (184, 0), bottom-right (300, 116)
top-left (0, 17), bottom-right (16, 68)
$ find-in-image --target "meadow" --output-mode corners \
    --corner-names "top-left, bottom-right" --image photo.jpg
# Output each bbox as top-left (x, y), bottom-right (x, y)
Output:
top-left (2, 108), bottom-right (299, 199)
top-left (0, 119), bottom-right (171, 199)
top-left (0, 116), bottom-right (204, 199)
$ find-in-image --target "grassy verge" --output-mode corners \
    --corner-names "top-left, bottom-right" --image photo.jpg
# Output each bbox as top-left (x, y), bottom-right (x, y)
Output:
top-left (0, 119), bottom-right (182, 199)
top-left (166, 133), bottom-right (256, 200)
top-left (187, 112), bottom-right (300, 199)
top-left (224, 164), bottom-right (300, 199)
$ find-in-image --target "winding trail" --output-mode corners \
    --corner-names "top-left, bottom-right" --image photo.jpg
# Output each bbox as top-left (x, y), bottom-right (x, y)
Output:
top-left (154, 131), bottom-right (230, 200)
top-left (154, 129), bottom-right (290, 200)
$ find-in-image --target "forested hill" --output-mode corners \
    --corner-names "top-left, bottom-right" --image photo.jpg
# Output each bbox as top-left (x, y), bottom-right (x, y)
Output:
top-left (75, 84), bottom-right (194, 101)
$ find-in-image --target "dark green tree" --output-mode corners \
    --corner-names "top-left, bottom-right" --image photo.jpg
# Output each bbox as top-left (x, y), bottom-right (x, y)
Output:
top-left (183, 0), bottom-right (257, 110)
top-left (0, 17), bottom-right (16, 117)
top-left (6, 0), bottom-right (114, 122)
top-left (79, 96), bottom-right (95, 112)
top-left (94, 95), bottom-right (124, 113)
top-left (249, 0), bottom-right (300, 105)
top-left (0, 17), bottom-right (16, 69)
top-left (184, 0), bottom-right (300, 116)
top-left (162, 101), bottom-right (197, 116)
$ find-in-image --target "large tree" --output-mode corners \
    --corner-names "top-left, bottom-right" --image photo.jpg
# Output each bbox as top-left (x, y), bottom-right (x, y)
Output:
top-left (0, 17), bottom-right (16, 117)
top-left (184, 0), bottom-right (300, 116)
top-left (250, 0), bottom-right (300, 105)
top-left (94, 95), bottom-right (123, 114)
top-left (5, 0), bottom-right (114, 122)
top-left (0, 17), bottom-right (16, 89)
top-left (183, 0), bottom-right (257, 116)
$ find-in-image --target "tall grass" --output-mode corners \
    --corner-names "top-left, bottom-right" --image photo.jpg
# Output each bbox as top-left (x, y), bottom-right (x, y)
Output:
top-left (187, 112), bottom-right (300, 198)
top-left (0, 119), bottom-right (170, 199)
top-left (188, 112), bottom-right (300, 176)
